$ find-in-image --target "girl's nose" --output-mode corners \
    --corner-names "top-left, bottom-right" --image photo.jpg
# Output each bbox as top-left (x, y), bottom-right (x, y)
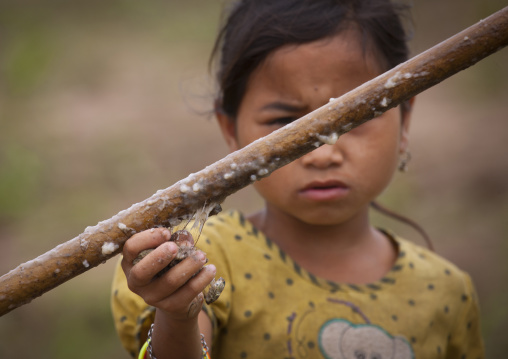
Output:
top-left (300, 142), bottom-right (344, 169)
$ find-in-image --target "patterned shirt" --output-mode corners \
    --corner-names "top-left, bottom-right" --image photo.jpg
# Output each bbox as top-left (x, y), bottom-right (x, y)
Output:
top-left (111, 210), bottom-right (484, 359)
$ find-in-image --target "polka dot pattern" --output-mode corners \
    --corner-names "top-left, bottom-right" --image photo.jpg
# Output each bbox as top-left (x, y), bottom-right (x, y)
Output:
top-left (121, 210), bottom-right (485, 359)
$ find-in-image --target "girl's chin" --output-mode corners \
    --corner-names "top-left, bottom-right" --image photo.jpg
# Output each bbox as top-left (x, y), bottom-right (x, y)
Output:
top-left (290, 209), bottom-right (354, 227)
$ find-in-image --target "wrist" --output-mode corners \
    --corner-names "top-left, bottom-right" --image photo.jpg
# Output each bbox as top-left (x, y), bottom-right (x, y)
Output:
top-left (141, 322), bottom-right (210, 359)
top-left (155, 307), bottom-right (201, 331)
top-left (148, 309), bottom-right (203, 359)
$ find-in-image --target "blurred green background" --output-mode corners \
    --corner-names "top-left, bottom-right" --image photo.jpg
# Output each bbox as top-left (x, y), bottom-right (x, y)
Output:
top-left (0, 0), bottom-right (507, 358)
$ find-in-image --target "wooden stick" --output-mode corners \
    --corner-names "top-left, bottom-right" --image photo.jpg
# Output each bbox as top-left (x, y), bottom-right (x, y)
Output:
top-left (1, 7), bottom-right (507, 317)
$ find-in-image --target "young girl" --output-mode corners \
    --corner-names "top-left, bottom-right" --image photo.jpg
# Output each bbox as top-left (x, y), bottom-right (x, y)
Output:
top-left (112, 0), bottom-right (484, 358)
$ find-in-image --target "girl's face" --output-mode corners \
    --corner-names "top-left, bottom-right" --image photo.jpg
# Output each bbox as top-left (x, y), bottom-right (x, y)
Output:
top-left (217, 31), bottom-right (411, 227)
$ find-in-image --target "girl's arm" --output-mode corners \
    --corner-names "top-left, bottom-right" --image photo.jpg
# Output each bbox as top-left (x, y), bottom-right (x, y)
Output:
top-left (121, 228), bottom-right (216, 359)
top-left (151, 309), bottom-right (213, 359)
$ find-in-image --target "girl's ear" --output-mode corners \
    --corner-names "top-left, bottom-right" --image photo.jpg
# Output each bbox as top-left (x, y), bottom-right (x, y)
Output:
top-left (399, 97), bottom-right (414, 153)
top-left (216, 109), bottom-right (240, 152)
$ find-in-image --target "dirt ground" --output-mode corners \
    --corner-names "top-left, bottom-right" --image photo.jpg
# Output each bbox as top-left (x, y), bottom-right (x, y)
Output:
top-left (0, 1), bottom-right (507, 358)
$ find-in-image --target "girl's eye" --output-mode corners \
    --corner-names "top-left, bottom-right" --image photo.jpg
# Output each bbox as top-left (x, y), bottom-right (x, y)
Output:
top-left (268, 117), bottom-right (296, 127)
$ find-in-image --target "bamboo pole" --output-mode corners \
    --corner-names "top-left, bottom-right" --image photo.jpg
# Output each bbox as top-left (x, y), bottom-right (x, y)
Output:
top-left (1, 7), bottom-right (507, 317)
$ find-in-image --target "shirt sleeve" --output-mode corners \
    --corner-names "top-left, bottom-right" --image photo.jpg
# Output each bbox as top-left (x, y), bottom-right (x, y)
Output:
top-left (447, 273), bottom-right (485, 358)
top-left (111, 257), bottom-right (154, 358)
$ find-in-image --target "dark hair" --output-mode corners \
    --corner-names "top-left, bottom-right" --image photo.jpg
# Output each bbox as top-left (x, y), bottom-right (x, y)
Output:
top-left (211, 0), bottom-right (411, 119)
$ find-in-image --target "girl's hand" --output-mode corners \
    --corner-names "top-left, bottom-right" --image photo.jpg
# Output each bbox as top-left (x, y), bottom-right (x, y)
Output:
top-left (121, 228), bottom-right (217, 321)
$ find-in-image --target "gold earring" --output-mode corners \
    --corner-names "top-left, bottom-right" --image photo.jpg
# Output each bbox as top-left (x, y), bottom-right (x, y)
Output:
top-left (398, 149), bottom-right (411, 172)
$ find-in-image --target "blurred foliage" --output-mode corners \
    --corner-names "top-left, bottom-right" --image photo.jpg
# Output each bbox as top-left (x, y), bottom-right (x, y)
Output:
top-left (0, 0), bottom-right (507, 358)
top-left (2, 27), bottom-right (54, 95)
top-left (0, 145), bottom-right (43, 218)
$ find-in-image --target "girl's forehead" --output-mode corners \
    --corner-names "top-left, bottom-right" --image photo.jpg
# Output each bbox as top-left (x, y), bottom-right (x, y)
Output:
top-left (238, 32), bottom-right (386, 118)
top-left (253, 32), bottom-right (382, 91)
top-left (262, 31), bottom-right (382, 80)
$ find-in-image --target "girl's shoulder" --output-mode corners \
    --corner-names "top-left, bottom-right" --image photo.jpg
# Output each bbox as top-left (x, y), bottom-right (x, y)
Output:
top-left (394, 233), bottom-right (464, 275)
top-left (206, 208), bottom-right (249, 225)
top-left (201, 209), bottom-right (258, 242)
top-left (197, 208), bottom-right (262, 259)
top-left (388, 231), bottom-right (477, 297)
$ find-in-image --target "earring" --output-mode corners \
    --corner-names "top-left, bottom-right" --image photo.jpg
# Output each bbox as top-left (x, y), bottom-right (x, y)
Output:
top-left (398, 149), bottom-right (412, 172)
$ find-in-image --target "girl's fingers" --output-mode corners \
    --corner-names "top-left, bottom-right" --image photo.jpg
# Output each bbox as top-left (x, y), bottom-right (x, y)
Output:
top-left (141, 250), bottom-right (209, 304)
top-left (157, 265), bottom-right (217, 318)
top-left (172, 264), bottom-right (217, 305)
top-left (120, 227), bottom-right (216, 319)
top-left (122, 228), bottom-right (171, 265)
top-left (127, 241), bottom-right (179, 287)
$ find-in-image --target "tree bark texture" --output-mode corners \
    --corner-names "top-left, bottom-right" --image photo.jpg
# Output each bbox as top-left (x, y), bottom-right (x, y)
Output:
top-left (1, 6), bottom-right (507, 316)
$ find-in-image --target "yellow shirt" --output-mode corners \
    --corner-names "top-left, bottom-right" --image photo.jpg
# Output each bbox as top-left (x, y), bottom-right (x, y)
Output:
top-left (111, 210), bottom-right (484, 359)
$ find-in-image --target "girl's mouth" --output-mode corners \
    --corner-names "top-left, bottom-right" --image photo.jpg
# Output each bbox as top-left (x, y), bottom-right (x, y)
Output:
top-left (299, 180), bottom-right (349, 201)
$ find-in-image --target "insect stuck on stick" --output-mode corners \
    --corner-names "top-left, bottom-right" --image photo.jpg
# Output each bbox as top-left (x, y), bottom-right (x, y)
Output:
top-left (133, 225), bottom-right (225, 304)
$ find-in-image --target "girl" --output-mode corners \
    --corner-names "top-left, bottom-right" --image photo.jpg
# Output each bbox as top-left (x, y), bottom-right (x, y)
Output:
top-left (112, 1), bottom-right (484, 358)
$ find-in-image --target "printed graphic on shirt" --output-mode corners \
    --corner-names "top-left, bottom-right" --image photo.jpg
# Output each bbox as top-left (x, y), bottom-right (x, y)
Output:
top-left (286, 298), bottom-right (414, 359)
top-left (319, 319), bottom-right (413, 359)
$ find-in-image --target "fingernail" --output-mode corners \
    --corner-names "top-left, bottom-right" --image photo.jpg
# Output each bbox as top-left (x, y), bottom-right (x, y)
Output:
top-left (206, 264), bottom-right (217, 274)
top-left (195, 251), bottom-right (207, 263)
top-left (162, 229), bottom-right (171, 241)
top-left (166, 241), bottom-right (178, 255)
